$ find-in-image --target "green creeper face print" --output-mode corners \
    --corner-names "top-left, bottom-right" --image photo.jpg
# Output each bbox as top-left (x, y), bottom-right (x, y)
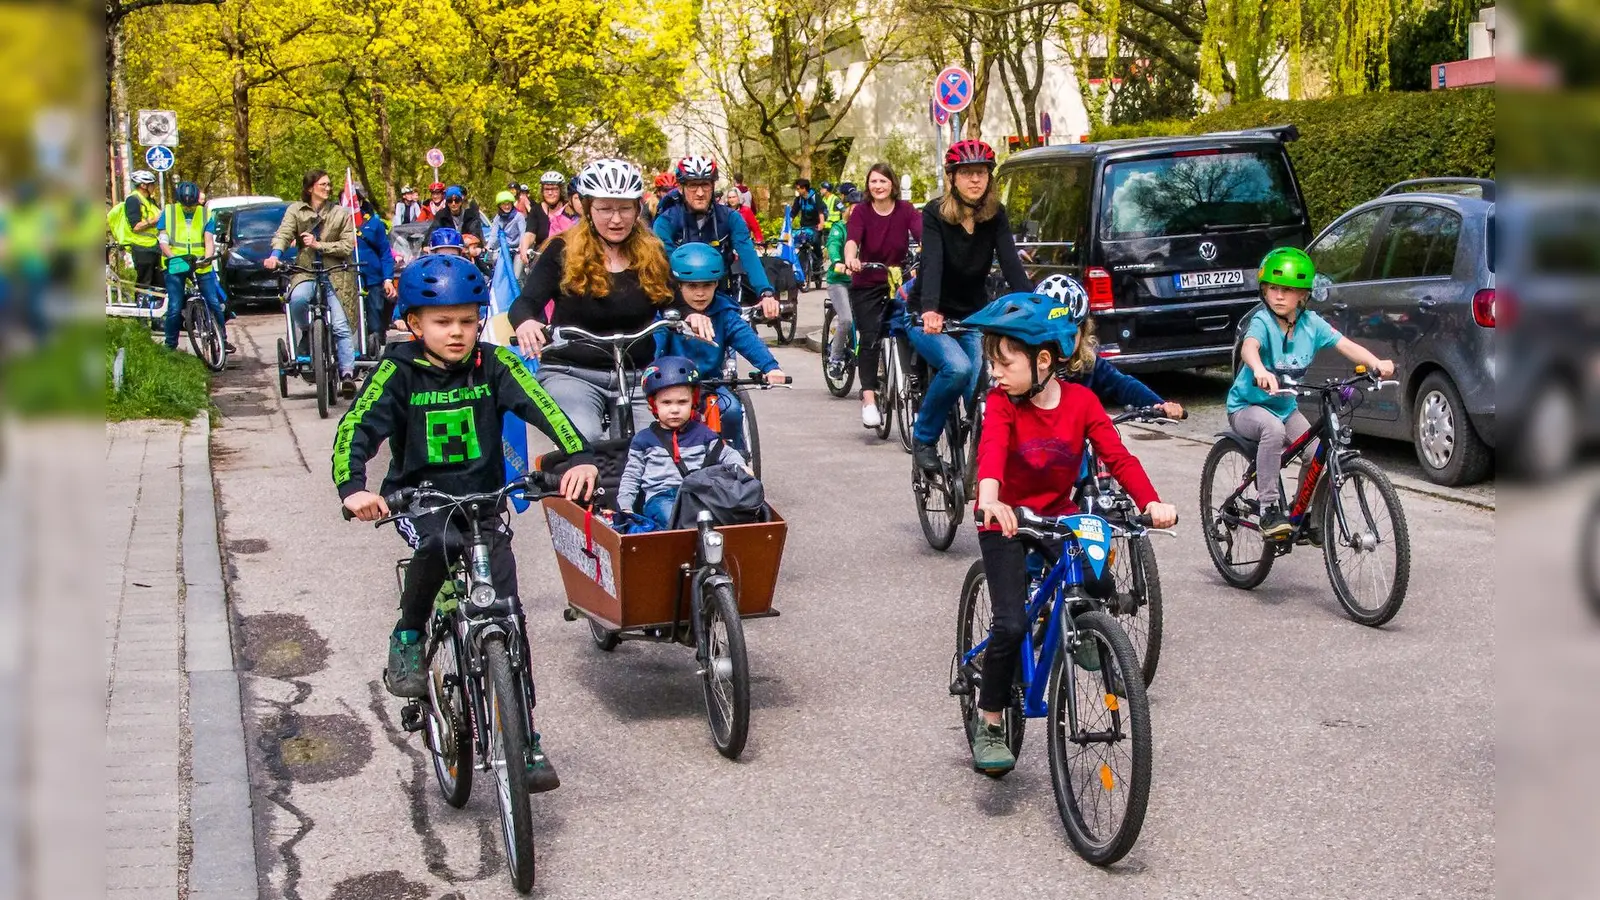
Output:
top-left (425, 407), bottom-right (481, 464)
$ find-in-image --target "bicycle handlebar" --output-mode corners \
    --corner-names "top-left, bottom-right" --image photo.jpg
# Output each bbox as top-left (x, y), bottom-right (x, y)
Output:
top-left (277, 262), bottom-right (355, 276)
top-left (342, 472), bottom-right (604, 524)
top-left (1269, 369), bottom-right (1398, 397)
top-left (1113, 405), bottom-right (1187, 425)
top-left (699, 372), bottom-right (793, 389)
top-left (1011, 506), bottom-right (1179, 543)
top-left (535, 316), bottom-right (691, 353)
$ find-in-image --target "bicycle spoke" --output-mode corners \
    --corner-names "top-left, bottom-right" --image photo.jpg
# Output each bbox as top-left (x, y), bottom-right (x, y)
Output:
top-left (1064, 636), bottom-right (1135, 841)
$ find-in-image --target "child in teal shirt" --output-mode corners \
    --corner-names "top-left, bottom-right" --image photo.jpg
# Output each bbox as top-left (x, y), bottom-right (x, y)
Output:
top-left (1227, 248), bottom-right (1393, 538)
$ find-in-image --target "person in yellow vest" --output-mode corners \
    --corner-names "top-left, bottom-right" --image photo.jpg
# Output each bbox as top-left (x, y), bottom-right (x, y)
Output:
top-left (124, 170), bottom-right (163, 308)
top-left (158, 180), bottom-right (232, 352)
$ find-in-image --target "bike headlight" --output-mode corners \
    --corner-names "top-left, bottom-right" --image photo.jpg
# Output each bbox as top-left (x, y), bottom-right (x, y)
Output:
top-left (469, 583), bottom-right (497, 609)
top-left (701, 530), bottom-right (725, 566)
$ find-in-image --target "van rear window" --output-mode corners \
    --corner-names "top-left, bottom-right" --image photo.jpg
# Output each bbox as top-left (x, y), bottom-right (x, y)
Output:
top-left (1100, 149), bottom-right (1303, 239)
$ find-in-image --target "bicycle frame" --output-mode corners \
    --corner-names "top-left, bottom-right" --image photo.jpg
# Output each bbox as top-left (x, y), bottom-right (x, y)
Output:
top-left (280, 264), bottom-right (343, 364)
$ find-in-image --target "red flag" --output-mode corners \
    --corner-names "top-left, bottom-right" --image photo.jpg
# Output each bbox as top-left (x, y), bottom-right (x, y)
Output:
top-left (340, 168), bottom-right (362, 225)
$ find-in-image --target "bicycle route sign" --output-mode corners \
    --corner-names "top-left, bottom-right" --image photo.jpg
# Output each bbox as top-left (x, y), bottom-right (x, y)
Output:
top-left (933, 66), bottom-right (974, 115)
top-left (145, 145), bottom-right (175, 173)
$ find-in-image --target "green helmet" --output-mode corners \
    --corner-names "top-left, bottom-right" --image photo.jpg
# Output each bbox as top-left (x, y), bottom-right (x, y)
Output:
top-left (495, 189), bottom-right (516, 206)
top-left (1258, 247), bottom-right (1315, 289)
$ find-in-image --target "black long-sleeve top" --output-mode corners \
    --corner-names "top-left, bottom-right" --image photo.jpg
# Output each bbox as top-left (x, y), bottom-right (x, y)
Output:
top-left (508, 236), bottom-right (662, 370)
top-left (909, 200), bottom-right (1032, 318)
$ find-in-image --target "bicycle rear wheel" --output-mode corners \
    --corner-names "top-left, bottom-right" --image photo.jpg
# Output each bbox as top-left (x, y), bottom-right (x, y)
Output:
top-left (736, 388), bottom-right (762, 481)
top-left (483, 637), bottom-right (536, 893)
top-left (821, 308), bottom-right (855, 397)
top-left (1107, 535), bottom-right (1163, 687)
top-left (186, 301), bottom-right (227, 372)
top-left (1200, 439), bottom-right (1273, 588)
top-left (426, 629), bottom-right (473, 808)
top-left (1322, 457), bottom-right (1410, 626)
top-left (955, 560), bottom-right (1025, 773)
top-left (275, 338), bottom-right (290, 398)
top-left (775, 306), bottom-right (797, 345)
top-left (914, 429), bottom-right (960, 552)
top-left (699, 582), bottom-right (750, 759)
top-left (311, 319), bottom-right (331, 419)
top-left (1048, 609), bottom-right (1151, 866)
top-left (873, 351), bottom-right (893, 440)
top-left (893, 340), bottom-right (914, 454)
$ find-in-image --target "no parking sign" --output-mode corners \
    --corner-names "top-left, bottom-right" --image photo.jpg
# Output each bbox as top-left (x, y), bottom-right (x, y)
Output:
top-left (933, 66), bottom-right (974, 115)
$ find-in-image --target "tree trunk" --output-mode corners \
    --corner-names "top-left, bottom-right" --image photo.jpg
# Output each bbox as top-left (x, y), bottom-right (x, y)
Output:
top-left (373, 84), bottom-right (395, 208)
top-left (107, 25), bottom-right (130, 201)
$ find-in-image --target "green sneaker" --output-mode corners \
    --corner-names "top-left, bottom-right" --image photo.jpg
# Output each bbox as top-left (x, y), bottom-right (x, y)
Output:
top-left (971, 722), bottom-right (1016, 773)
top-left (385, 630), bottom-right (427, 698)
top-left (526, 732), bottom-right (561, 793)
top-left (434, 581), bottom-right (459, 615)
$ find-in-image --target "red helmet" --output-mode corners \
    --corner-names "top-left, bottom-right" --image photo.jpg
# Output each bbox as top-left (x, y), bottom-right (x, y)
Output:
top-left (428, 181), bottom-right (446, 192)
top-left (653, 172), bottom-right (679, 191)
top-left (945, 140), bottom-right (997, 170)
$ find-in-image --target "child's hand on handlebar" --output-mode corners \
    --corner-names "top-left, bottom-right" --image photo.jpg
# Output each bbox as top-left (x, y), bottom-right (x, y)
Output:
top-left (764, 369), bottom-right (788, 385)
top-left (1159, 401), bottom-right (1185, 420)
top-left (979, 499), bottom-right (1018, 537)
top-left (343, 490), bottom-right (389, 522)
top-left (1143, 501), bottom-right (1178, 529)
top-left (1252, 367), bottom-right (1279, 393)
top-left (513, 320), bottom-right (547, 357)
top-left (559, 464), bottom-right (599, 503)
top-left (1375, 359), bottom-right (1395, 378)
top-left (685, 313), bottom-right (716, 343)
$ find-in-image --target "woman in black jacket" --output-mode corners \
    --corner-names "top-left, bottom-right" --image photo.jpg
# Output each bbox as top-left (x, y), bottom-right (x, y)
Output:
top-left (905, 140), bottom-right (1031, 471)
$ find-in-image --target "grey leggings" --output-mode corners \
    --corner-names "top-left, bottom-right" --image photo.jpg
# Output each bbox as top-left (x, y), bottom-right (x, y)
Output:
top-left (826, 283), bottom-right (853, 359)
top-left (1228, 406), bottom-right (1310, 506)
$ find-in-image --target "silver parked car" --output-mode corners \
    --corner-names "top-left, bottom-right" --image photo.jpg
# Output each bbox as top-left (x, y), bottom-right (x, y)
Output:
top-left (1300, 178), bottom-right (1496, 486)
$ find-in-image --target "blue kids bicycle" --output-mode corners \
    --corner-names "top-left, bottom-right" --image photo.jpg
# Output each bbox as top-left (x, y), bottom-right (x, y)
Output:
top-left (950, 507), bottom-right (1172, 865)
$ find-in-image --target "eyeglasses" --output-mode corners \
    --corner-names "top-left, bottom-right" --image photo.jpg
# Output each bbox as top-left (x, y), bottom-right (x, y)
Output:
top-left (591, 205), bottom-right (637, 220)
top-left (447, 198), bottom-right (463, 204)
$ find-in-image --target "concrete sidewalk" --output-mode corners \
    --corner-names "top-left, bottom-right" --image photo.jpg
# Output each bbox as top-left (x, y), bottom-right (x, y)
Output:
top-left (106, 417), bottom-right (257, 900)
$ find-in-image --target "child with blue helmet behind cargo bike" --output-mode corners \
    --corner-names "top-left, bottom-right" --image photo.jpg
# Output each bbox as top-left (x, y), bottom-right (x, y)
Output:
top-left (618, 356), bottom-right (749, 528)
top-left (333, 254), bottom-right (598, 790)
top-left (656, 243), bottom-right (788, 453)
top-left (962, 290), bottom-right (1177, 775)
top-left (1228, 247), bottom-right (1393, 540)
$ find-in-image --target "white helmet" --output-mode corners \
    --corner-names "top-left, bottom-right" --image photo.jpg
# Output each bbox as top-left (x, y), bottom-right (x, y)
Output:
top-left (1035, 273), bottom-right (1091, 324)
top-left (674, 155), bottom-right (718, 183)
top-left (540, 170), bottom-right (565, 185)
top-left (575, 159), bottom-right (644, 200)
top-left (131, 170), bottom-right (157, 185)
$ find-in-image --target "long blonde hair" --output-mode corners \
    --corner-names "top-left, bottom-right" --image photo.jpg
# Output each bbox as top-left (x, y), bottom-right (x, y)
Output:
top-left (559, 208), bottom-right (673, 304)
top-left (937, 182), bottom-right (1001, 227)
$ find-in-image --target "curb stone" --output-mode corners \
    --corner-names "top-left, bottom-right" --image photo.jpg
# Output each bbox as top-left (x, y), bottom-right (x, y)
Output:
top-left (181, 413), bottom-right (260, 900)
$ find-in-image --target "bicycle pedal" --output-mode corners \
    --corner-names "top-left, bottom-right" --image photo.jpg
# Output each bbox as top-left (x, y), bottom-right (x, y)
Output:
top-left (399, 701), bottom-right (426, 733)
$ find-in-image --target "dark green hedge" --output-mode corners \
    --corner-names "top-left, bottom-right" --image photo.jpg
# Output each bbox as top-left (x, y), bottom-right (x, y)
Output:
top-left (1090, 90), bottom-right (1495, 230)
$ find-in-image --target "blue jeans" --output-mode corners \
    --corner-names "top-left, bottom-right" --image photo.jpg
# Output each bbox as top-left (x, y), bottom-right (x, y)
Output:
top-left (288, 278), bottom-right (355, 375)
top-left (642, 488), bottom-right (679, 529)
top-left (906, 322), bottom-right (983, 446)
top-left (707, 386), bottom-right (747, 453)
top-left (362, 279), bottom-right (387, 339)
top-left (163, 270), bottom-right (225, 349)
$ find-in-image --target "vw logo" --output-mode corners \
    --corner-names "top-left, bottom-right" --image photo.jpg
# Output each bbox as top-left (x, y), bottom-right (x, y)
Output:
top-left (1199, 241), bottom-right (1218, 261)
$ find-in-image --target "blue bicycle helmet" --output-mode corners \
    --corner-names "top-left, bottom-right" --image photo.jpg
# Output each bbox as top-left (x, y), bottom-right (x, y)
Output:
top-left (428, 227), bottom-right (464, 249)
top-left (670, 243), bottom-right (726, 283)
top-left (444, 185), bottom-right (465, 200)
top-left (963, 291), bottom-right (1080, 350)
top-left (641, 355), bottom-right (699, 399)
top-left (175, 180), bottom-right (200, 206)
top-left (394, 255), bottom-right (488, 318)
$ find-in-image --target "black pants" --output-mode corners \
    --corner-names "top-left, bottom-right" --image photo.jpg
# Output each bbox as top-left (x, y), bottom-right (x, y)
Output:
top-left (394, 510), bottom-right (518, 634)
top-left (849, 283), bottom-right (889, 394)
top-left (131, 247), bottom-right (163, 305)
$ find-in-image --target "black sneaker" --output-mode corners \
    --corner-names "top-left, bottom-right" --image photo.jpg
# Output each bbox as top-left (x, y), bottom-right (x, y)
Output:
top-left (526, 732), bottom-right (561, 793)
top-left (826, 357), bottom-right (847, 381)
top-left (385, 630), bottom-right (427, 698)
top-left (913, 441), bottom-right (941, 473)
top-left (340, 375), bottom-right (358, 399)
top-left (1259, 504), bottom-right (1293, 541)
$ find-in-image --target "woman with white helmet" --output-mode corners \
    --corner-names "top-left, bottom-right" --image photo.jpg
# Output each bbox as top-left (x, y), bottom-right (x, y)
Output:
top-left (1032, 272), bottom-right (1185, 418)
top-left (509, 158), bottom-right (713, 440)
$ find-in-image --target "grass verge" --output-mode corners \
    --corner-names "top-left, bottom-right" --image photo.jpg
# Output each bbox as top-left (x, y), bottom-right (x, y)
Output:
top-left (106, 317), bottom-right (211, 421)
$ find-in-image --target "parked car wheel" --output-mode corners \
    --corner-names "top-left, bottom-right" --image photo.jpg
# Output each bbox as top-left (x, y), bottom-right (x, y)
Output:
top-left (1508, 379), bottom-right (1578, 481)
top-left (1413, 371), bottom-right (1492, 486)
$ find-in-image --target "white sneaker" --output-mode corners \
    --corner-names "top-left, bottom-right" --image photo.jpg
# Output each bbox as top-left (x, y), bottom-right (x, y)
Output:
top-left (862, 404), bottom-right (882, 428)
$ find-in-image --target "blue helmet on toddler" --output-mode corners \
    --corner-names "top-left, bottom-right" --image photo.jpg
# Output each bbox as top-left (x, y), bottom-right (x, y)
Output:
top-left (641, 355), bottom-right (700, 400)
top-left (670, 243), bottom-right (725, 284)
top-left (394, 255), bottom-right (488, 319)
top-left (963, 291), bottom-right (1080, 351)
top-left (427, 227), bottom-right (463, 250)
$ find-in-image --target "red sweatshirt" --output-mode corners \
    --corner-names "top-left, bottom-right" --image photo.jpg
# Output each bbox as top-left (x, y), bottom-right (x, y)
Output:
top-left (974, 381), bottom-right (1160, 526)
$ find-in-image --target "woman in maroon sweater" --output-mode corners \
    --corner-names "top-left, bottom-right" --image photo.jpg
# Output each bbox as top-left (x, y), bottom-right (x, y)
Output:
top-left (844, 162), bottom-right (922, 428)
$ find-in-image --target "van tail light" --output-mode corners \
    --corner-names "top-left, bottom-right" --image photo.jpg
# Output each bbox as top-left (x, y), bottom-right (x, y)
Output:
top-left (1085, 267), bottom-right (1115, 312)
top-left (1472, 288), bottom-right (1496, 328)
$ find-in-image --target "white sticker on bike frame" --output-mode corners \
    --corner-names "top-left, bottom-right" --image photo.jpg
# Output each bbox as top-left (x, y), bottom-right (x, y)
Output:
top-left (545, 508), bottom-right (617, 598)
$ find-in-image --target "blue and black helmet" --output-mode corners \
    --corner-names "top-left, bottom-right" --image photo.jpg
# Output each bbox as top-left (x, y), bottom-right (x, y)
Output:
top-left (394, 255), bottom-right (488, 319)
top-left (963, 291), bottom-right (1081, 351)
top-left (175, 181), bottom-right (200, 206)
top-left (427, 227), bottom-right (464, 249)
top-left (669, 242), bottom-right (725, 284)
top-left (641, 355), bottom-right (699, 399)
top-left (444, 185), bottom-right (465, 200)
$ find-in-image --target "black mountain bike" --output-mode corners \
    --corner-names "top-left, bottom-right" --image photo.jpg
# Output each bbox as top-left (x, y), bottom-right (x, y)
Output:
top-left (276, 260), bottom-right (354, 419)
top-left (344, 472), bottom-right (592, 894)
top-left (908, 324), bottom-right (985, 553)
top-left (171, 253), bottom-right (227, 372)
top-left (1200, 367), bottom-right (1412, 626)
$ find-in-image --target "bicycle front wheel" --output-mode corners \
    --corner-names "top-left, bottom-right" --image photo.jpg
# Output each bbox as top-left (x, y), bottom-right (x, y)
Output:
top-left (1048, 610), bottom-right (1152, 866)
top-left (873, 351), bottom-right (893, 440)
top-left (1200, 439), bottom-right (1274, 589)
top-left (426, 629), bottom-right (473, 808)
top-left (955, 560), bottom-right (1025, 773)
top-left (821, 308), bottom-right (855, 397)
top-left (699, 582), bottom-right (750, 759)
top-left (483, 637), bottom-right (536, 893)
top-left (186, 302), bottom-right (227, 372)
top-left (914, 433), bottom-right (960, 553)
top-left (311, 319), bottom-right (331, 419)
top-left (1322, 457), bottom-right (1411, 626)
top-left (736, 388), bottom-right (762, 481)
top-left (1108, 534), bottom-right (1164, 687)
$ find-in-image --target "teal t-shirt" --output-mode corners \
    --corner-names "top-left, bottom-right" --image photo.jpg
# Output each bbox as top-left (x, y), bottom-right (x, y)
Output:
top-left (1226, 307), bottom-right (1342, 420)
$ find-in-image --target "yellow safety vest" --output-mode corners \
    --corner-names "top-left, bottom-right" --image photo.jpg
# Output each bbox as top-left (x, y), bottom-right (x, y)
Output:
top-left (126, 193), bottom-right (160, 249)
top-left (163, 204), bottom-right (214, 273)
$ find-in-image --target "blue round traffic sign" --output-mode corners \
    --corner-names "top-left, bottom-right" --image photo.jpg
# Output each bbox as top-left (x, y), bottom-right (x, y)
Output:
top-left (145, 145), bottom-right (175, 173)
top-left (933, 66), bottom-right (974, 114)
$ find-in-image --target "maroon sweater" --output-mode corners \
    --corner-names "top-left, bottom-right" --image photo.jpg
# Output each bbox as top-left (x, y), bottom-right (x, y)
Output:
top-left (846, 199), bottom-right (922, 288)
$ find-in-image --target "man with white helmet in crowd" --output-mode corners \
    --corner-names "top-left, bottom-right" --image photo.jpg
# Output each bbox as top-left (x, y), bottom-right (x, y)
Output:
top-left (123, 170), bottom-right (164, 307)
top-left (652, 154), bottom-right (779, 320)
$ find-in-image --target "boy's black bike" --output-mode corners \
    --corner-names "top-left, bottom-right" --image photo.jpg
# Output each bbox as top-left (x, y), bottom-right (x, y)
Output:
top-left (1200, 367), bottom-right (1411, 626)
top-left (344, 472), bottom-right (594, 895)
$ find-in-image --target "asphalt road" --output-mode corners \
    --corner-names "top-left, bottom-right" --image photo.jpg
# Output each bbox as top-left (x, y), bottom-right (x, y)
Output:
top-left (211, 306), bottom-right (1492, 900)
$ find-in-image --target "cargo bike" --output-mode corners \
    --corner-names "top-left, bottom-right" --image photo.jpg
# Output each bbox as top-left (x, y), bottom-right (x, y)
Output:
top-left (527, 316), bottom-right (788, 760)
